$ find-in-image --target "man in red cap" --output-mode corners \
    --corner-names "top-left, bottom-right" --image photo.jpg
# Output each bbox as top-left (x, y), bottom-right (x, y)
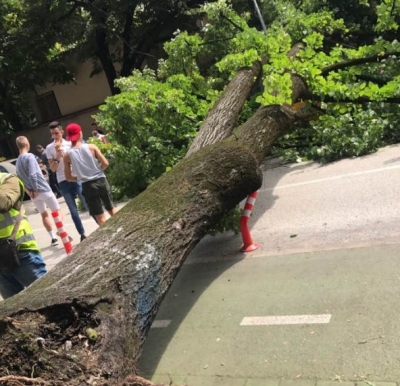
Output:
top-left (64, 123), bottom-right (116, 226)
top-left (46, 121), bottom-right (88, 242)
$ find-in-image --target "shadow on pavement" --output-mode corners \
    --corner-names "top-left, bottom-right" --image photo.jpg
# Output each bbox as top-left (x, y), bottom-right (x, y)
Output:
top-left (137, 158), bottom-right (313, 378)
top-left (138, 259), bottom-right (239, 377)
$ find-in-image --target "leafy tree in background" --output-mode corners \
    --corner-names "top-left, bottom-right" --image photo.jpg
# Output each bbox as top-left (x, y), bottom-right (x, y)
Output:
top-left (0, 0), bottom-right (76, 133)
top-left (258, 0), bottom-right (400, 162)
top-left (0, 0), bottom-right (219, 133)
top-left (95, 0), bottom-right (400, 199)
top-left (23, 0), bottom-right (213, 94)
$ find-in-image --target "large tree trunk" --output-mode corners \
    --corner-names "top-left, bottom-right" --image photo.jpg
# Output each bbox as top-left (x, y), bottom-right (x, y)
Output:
top-left (186, 62), bottom-right (262, 157)
top-left (0, 71), bottom-right (307, 385)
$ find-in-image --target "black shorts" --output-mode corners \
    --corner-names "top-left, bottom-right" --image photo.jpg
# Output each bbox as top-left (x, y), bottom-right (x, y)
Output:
top-left (82, 177), bottom-right (114, 216)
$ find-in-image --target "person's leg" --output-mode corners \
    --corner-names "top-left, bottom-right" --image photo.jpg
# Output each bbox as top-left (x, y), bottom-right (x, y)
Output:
top-left (107, 208), bottom-right (117, 216)
top-left (99, 178), bottom-right (117, 217)
top-left (40, 211), bottom-right (53, 231)
top-left (94, 213), bottom-right (107, 226)
top-left (49, 170), bottom-right (60, 196)
top-left (43, 190), bottom-right (61, 215)
top-left (10, 250), bottom-right (47, 289)
top-left (33, 195), bottom-right (57, 244)
top-left (75, 182), bottom-right (89, 211)
top-left (32, 197), bottom-right (49, 229)
top-left (58, 181), bottom-right (85, 237)
top-left (42, 190), bottom-right (73, 241)
top-left (82, 180), bottom-right (105, 225)
top-left (0, 272), bottom-right (25, 299)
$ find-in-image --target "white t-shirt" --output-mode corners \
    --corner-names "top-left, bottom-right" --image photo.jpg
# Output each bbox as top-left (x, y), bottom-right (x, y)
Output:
top-left (45, 139), bottom-right (72, 183)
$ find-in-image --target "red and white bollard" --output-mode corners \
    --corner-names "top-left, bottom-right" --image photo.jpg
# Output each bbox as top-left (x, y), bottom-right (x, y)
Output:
top-left (51, 210), bottom-right (73, 254)
top-left (240, 191), bottom-right (260, 253)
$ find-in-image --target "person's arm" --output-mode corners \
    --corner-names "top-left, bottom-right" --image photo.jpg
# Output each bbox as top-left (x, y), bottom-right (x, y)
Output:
top-left (0, 175), bottom-right (22, 212)
top-left (63, 153), bottom-right (77, 182)
top-left (41, 152), bottom-right (49, 167)
top-left (25, 154), bottom-right (39, 199)
top-left (89, 144), bottom-right (109, 170)
top-left (47, 146), bottom-right (59, 173)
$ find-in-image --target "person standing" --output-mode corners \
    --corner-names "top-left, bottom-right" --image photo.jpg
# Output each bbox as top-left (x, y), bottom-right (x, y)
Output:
top-left (15, 136), bottom-right (60, 246)
top-left (64, 123), bottom-right (116, 226)
top-left (91, 129), bottom-right (107, 144)
top-left (36, 144), bottom-right (61, 198)
top-left (0, 173), bottom-right (47, 299)
top-left (46, 121), bottom-right (87, 242)
top-left (91, 122), bottom-right (105, 135)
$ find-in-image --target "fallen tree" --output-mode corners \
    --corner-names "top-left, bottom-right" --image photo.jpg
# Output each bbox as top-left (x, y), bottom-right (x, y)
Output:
top-left (0, 58), bottom-right (307, 385)
top-left (2, 3), bottom-right (400, 382)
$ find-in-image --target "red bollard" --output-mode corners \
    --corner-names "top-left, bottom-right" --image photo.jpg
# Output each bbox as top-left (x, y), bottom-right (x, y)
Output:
top-left (240, 191), bottom-right (260, 253)
top-left (51, 210), bottom-right (73, 254)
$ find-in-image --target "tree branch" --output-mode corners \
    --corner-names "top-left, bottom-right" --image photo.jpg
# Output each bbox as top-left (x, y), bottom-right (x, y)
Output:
top-left (391, 0), bottom-right (397, 16)
top-left (66, 0), bottom-right (89, 9)
top-left (355, 74), bottom-right (388, 86)
top-left (121, 3), bottom-right (137, 76)
top-left (56, 4), bottom-right (80, 22)
top-left (305, 93), bottom-right (400, 104)
top-left (220, 13), bottom-right (244, 32)
top-left (321, 51), bottom-right (400, 76)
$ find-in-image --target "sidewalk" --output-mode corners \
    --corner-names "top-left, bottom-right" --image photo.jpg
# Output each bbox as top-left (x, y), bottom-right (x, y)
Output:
top-left (24, 197), bottom-right (104, 270)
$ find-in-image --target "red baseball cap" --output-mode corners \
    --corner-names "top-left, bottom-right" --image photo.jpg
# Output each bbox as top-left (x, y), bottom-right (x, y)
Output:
top-left (66, 123), bottom-right (82, 142)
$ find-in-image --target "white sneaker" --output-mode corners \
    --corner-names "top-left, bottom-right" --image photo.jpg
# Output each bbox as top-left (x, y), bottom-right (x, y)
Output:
top-left (51, 238), bottom-right (59, 246)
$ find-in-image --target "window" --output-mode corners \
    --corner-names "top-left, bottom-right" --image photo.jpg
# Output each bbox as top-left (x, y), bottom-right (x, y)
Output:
top-left (35, 91), bottom-right (61, 123)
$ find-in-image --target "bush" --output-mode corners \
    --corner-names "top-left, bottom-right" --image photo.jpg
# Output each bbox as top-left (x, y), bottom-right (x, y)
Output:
top-left (272, 103), bottom-right (398, 163)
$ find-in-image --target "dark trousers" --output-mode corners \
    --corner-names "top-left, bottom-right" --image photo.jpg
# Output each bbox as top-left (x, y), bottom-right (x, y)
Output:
top-left (48, 170), bottom-right (60, 195)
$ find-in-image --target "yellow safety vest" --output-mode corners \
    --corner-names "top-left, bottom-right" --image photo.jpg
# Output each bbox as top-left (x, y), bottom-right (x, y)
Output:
top-left (0, 173), bottom-right (39, 251)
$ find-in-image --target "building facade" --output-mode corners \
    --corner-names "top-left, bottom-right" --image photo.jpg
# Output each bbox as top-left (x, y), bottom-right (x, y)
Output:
top-left (2, 60), bottom-right (111, 158)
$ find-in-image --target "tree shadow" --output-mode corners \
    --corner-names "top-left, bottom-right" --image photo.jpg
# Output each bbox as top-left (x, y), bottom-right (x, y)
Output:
top-left (137, 158), bottom-right (316, 379)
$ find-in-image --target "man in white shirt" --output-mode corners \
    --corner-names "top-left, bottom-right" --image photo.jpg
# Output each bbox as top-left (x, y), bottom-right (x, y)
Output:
top-left (46, 121), bottom-right (87, 242)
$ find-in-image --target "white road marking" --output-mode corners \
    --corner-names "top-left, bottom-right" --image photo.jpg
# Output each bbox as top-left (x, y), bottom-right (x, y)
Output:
top-left (240, 314), bottom-right (331, 326)
top-left (151, 320), bottom-right (171, 328)
top-left (261, 163), bottom-right (400, 191)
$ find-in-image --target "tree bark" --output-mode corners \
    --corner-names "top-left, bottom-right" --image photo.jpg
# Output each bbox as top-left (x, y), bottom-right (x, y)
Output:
top-left (94, 19), bottom-right (120, 95)
top-left (186, 62), bottom-right (262, 157)
top-left (0, 71), bottom-right (307, 385)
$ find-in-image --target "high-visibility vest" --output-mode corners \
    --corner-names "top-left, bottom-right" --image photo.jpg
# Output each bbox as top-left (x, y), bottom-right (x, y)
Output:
top-left (0, 173), bottom-right (39, 251)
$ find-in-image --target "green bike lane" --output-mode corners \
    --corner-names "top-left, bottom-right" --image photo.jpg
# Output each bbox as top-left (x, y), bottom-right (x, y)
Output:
top-left (138, 243), bottom-right (400, 385)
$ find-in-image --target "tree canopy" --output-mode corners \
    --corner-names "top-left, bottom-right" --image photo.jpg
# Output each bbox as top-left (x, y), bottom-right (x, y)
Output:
top-left (90, 0), bottom-right (400, 199)
top-left (2, 0), bottom-right (400, 140)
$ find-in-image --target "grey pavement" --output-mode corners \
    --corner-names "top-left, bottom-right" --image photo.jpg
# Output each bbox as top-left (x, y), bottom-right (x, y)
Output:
top-left (189, 143), bottom-right (400, 261)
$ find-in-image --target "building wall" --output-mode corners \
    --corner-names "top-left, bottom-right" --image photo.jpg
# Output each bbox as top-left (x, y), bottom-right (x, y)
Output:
top-left (6, 107), bottom-right (102, 158)
top-left (36, 61), bottom-right (111, 116)
top-left (2, 61), bottom-right (112, 159)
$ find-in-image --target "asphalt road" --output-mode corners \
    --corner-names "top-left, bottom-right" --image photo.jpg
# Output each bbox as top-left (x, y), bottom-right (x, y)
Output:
top-left (189, 143), bottom-right (400, 261)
